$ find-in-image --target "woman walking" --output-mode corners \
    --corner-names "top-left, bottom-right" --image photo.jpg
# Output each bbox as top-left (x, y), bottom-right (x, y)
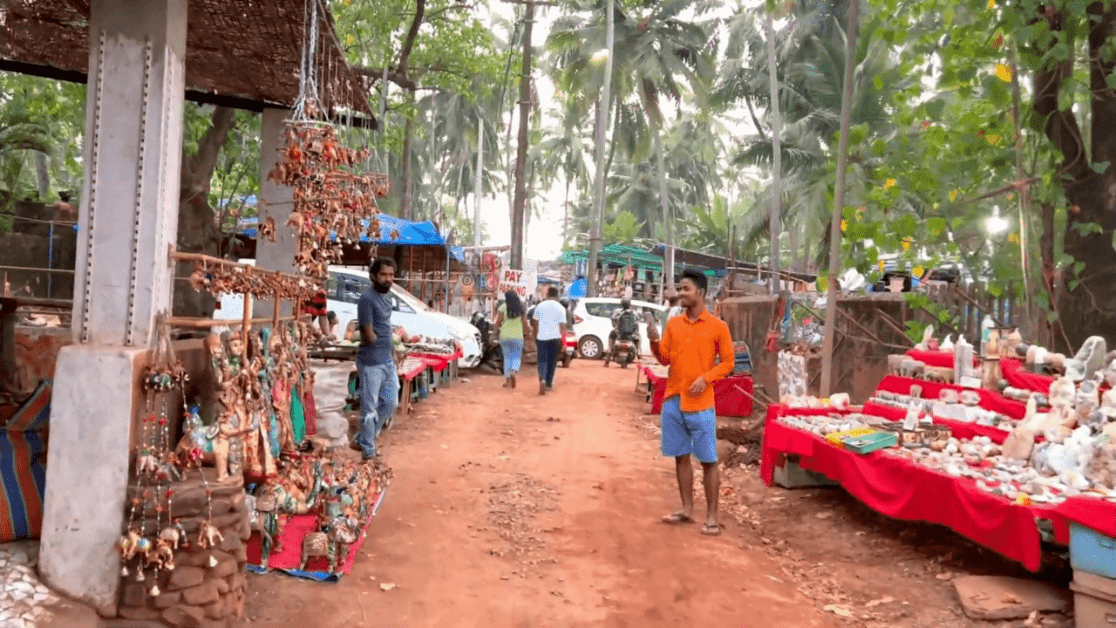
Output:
top-left (495, 290), bottom-right (525, 388)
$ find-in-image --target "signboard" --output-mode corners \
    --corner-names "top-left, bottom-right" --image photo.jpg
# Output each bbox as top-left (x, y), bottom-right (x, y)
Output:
top-left (497, 268), bottom-right (537, 299)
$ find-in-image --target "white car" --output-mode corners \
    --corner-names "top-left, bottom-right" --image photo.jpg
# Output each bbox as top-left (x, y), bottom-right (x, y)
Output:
top-left (213, 263), bottom-right (483, 369)
top-left (571, 297), bottom-right (665, 360)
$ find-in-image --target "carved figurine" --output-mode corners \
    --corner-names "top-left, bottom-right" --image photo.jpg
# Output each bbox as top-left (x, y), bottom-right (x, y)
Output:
top-left (299, 530), bottom-right (333, 572)
top-left (117, 529), bottom-right (144, 562)
top-left (146, 538), bottom-right (175, 571)
top-left (159, 520), bottom-right (187, 550)
top-left (197, 520), bottom-right (224, 549)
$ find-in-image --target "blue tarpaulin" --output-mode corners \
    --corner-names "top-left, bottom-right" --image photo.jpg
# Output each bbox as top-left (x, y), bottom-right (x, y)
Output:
top-left (235, 214), bottom-right (446, 246)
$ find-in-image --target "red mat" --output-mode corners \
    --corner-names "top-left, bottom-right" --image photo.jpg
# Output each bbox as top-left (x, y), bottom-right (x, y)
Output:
top-left (246, 490), bottom-right (385, 581)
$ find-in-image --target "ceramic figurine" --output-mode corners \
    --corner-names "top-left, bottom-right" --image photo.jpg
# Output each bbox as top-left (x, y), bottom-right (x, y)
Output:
top-left (158, 520), bottom-right (187, 550)
top-left (299, 530), bottom-right (333, 572)
top-left (197, 520), bottom-right (224, 549)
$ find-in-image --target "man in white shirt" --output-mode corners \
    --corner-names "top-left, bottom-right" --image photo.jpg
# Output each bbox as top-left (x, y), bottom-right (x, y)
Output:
top-left (531, 287), bottom-right (568, 396)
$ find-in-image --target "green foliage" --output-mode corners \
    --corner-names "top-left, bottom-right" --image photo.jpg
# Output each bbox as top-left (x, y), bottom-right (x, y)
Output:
top-left (603, 210), bottom-right (643, 243)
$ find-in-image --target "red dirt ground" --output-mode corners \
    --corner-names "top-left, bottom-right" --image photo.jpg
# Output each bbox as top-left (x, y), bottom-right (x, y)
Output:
top-left (244, 358), bottom-right (1074, 628)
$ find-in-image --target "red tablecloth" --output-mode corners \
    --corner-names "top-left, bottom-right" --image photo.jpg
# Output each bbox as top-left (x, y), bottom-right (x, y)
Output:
top-left (906, 349), bottom-right (962, 369)
top-left (759, 405), bottom-right (1116, 570)
top-left (1001, 359), bottom-right (1055, 394)
top-left (398, 359), bottom-right (427, 381)
top-left (638, 364), bottom-right (753, 417)
top-left (246, 490), bottom-right (385, 581)
top-left (411, 349), bottom-right (463, 373)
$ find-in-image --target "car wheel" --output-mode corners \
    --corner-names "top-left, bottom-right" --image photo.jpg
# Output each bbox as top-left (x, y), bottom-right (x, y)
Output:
top-left (578, 336), bottom-right (603, 360)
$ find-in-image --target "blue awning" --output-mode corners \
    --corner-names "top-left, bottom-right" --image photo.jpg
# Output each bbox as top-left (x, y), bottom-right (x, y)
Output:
top-left (234, 213), bottom-right (446, 246)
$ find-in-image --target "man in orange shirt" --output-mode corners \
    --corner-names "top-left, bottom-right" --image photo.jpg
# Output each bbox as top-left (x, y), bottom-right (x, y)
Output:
top-left (646, 269), bottom-right (734, 536)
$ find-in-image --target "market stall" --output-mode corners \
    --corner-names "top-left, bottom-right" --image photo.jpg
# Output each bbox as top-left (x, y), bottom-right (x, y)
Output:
top-left (761, 331), bottom-right (1116, 573)
top-left (636, 362), bottom-right (754, 418)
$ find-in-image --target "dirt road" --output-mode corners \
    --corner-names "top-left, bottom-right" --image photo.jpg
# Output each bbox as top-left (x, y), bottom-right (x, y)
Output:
top-left (246, 360), bottom-right (834, 628)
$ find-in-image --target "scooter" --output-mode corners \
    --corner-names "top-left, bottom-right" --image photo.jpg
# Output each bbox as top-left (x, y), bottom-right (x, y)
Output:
top-left (469, 311), bottom-right (504, 372)
top-left (603, 331), bottom-right (639, 368)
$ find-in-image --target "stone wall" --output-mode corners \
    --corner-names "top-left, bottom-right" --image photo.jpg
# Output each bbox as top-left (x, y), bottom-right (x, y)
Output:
top-left (117, 468), bottom-right (249, 627)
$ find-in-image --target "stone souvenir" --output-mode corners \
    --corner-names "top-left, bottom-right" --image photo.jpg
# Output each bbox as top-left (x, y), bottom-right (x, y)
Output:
top-left (1065, 336), bottom-right (1107, 382)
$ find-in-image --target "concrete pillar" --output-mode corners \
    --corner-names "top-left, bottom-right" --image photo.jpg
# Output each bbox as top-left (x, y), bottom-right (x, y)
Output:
top-left (40, 0), bottom-right (187, 616)
top-left (256, 107), bottom-right (298, 320)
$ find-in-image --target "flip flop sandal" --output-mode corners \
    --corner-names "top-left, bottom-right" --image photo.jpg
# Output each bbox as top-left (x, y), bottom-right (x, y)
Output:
top-left (660, 512), bottom-right (694, 525)
top-left (700, 523), bottom-right (723, 536)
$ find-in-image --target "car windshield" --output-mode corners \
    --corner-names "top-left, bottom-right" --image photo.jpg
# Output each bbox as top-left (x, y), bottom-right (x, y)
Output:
top-left (391, 284), bottom-right (429, 312)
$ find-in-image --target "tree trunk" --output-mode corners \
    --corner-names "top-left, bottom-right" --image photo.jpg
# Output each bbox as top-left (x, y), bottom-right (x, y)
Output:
top-left (510, 1), bottom-right (534, 269)
top-left (401, 89), bottom-right (416, 220)
top-left (174, 106), bottom-right (237, 318)
top-left (651, 118), bottom-right (673, 294)
top-left (1033, 6), bottom-right (1116, 352)
top-left (765, 12), bottom-right (782, 294)
top-left (34, 151), bottom-right (49, 200)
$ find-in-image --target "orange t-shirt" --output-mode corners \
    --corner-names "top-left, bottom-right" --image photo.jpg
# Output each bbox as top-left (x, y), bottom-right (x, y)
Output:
top-left (653, 310), bottom-right (735, 413)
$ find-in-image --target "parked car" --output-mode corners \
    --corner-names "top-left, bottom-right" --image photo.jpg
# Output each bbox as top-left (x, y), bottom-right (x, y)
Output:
top-left (213, 263), bottom-right (483, 369)
top-left (571, 297), bottom-right (665, 360)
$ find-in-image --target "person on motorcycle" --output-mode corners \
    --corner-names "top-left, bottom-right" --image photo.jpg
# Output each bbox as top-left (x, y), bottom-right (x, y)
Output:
top-left (607, 299), bottom-right (640, 363)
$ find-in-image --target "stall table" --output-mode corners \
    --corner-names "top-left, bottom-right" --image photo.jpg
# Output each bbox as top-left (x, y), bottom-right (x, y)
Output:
top-left (397, 358), bottom-right (428, 415)
top-left (759, 404), bottom-right (1116, 571)
top-left (636, 362), bottom-right (753, 417)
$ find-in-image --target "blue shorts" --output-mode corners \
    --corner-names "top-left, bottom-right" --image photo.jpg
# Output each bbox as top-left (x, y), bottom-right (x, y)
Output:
top-left (661, 396), bottom-right (717, 463)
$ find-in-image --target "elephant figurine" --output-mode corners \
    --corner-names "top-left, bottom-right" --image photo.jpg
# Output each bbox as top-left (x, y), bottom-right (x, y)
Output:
top-left (299, 530), bottom-right (333, 572)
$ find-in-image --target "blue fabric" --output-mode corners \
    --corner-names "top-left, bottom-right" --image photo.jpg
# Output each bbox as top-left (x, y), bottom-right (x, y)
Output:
top-left (356, 289), bottom-right (394, 366)
top-left (536, 339), bottom-right (560, 386)
top-left (500, 339), bottom-right (523, 377)
top-left (660, 395), bottom-right (718, 463)
top-left (236, 213), bottom-right (446, 246)
top-left (354, 363), bottom-right (398, 457)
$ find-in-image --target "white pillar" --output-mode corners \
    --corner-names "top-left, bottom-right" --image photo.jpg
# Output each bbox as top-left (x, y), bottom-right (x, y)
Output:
top-left (256, 107), bottom-right (297, 319)
top-left (40, 0), bottom-right (187, 615)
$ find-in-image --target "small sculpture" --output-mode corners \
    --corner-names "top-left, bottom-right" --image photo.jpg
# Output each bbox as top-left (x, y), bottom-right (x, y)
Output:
top-left (117, 529), bottom-right (143, 562)
top-left (197, 520), bottom-right (224, 549)
top-left (1066, 336), bottom-right (1108, 382)
top-left (146, 538), bottom-right (175, 571)
top-left (299, 530), bottom-right (333, 572)
top-left (159, 520), bottom-right (187, 550)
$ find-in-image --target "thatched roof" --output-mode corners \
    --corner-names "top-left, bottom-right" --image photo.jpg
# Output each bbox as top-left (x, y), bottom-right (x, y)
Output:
top-left (1, 0), bottom-right (374, 118)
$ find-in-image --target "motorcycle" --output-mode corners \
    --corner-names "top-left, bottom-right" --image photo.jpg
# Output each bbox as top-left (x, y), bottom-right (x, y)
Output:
top-left (469, 311), bottom-right (503, 372)
top-left (603, 330), bottom-right (639, 368)
top-left (560, 330), bottom-right (576, 368)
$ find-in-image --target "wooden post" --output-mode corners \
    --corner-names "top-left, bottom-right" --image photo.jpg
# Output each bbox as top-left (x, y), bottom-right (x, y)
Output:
top-left (241, 290), bottom-right (252, 347)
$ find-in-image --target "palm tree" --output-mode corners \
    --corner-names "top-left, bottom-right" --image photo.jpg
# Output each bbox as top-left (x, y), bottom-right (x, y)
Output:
top-left (548, 0), bottom-right (714, 291)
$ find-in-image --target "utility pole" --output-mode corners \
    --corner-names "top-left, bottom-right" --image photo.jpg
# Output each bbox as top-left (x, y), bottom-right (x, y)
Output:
top-left (474, 117), bottom-right (483, 247)
top-left (587, 0), bottom-right (614, 298)
top-left (765, 12), bottom-right (782, 295)
top-left (820, 0), bottom-right (860, 397)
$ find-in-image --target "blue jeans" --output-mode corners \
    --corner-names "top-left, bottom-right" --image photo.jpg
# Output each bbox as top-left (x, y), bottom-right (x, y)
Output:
top-left (354, 362), bottom-right (399, 456)
top-left (536, 338), bottom-right (560, 387)
top-left (500, 338), bottom-right (523, 377)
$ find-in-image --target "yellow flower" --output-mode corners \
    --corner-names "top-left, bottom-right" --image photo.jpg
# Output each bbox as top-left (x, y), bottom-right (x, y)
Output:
top-left (346, 34), bottom-right (354, 45)
top-left (949, 189), bottom-right (961, 202)
top-left (879, 260), bottom-right (886, 272)
top-left (913, 265), bottom-right (925, 278)
top-left (995, 64), bottom-right (1013, 82)
top-left (1008, 233), bottom-right (1020, 243)
top-left (841, 219), bottom-right (848, 232)
top-left (885, 178), bottom-right (897, 189)
top-left (985, 134), bottom-right (1001, 145)
top-left (901, 236), bottom-right (913, 252)
top-left (987, 0), bottom-right (995, 8)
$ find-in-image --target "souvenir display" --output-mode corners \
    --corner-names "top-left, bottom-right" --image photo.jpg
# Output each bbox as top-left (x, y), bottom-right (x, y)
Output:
top-left (266, 123), bottom-right (387, 278)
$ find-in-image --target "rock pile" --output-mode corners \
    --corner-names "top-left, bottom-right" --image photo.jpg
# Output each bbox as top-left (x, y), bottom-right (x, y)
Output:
top-left (116, 468), bottom-right (249, 628)
top-left (0, 541), bottom-right (58, 628)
